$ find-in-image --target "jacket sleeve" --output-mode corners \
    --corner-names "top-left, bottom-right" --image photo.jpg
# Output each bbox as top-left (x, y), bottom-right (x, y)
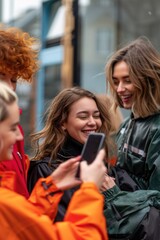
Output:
top-left (103, 128), bottom-right (160, 236)
top-left (28, 175), bottom-right (63, 220)
top-left (145, 128), bottom-right (160, 190)
top-left (103, 186), bottom-right (160, 236)
top-left (0, 183), bottom-right (108, 240)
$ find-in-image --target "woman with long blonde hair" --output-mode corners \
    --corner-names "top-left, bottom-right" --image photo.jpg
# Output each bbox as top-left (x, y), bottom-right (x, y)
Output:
top-left (103, 37), bottom-right (160, 239)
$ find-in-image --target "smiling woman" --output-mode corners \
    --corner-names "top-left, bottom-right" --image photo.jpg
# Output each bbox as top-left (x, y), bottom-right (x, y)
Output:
top-left (103, 36), bottom-right (160, 239)
top-left (62, 96), bottom-right (102, 144)
top-left (0, 82), bottom-right (23, 161)
top-left (112, 61), bottom-right (135, 110)
top-left (27, 86), bottom-right (114, 221)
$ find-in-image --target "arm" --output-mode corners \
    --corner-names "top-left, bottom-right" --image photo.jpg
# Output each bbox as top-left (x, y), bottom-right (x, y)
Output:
top-left (0, 183), bottom-right (108, 240)
top-left (103, 128), bottom-right (160, 236)
top-left (58, 183), bottom-right (108, 240)
top-left (28, 175), bottom-right (63, 220)
top-left (28, 156), bottom-right (81, 219)
top-left (1, 150), bottom-right (108, 240)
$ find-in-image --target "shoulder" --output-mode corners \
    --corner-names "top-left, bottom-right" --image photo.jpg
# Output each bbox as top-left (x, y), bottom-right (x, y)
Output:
top-left (116, 116), bottom-right (130, 135)
top-left (144, 113), bottom-right (160, 132)
top-left (30, 157), bottom-right (50, 167)
top-left (28, 157), bottom-right (53, 176)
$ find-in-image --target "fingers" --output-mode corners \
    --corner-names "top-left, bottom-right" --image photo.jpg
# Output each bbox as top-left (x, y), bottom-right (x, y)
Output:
top-left (60, 156), bottom-right (81, 169)
top-left (94, 149), bottom-right (106, 163)
top-left (101, 174), bottom-right (116, 190)
top-left (51, 156), bottom-right (81, 181)
top-left (79, 149), bottom-right (106, 189)
top-left (80, 160), bottom-right (87, 169)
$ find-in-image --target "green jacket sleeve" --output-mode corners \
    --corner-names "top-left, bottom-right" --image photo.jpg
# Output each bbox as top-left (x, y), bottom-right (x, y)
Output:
top-left (103, 123), bottom-right (160, 236)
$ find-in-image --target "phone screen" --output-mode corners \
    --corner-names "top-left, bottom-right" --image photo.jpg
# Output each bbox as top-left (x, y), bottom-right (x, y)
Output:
top-left (81, 133), bottom-right (105, 164)
top-left (76, 133), bottom-right (105, 178)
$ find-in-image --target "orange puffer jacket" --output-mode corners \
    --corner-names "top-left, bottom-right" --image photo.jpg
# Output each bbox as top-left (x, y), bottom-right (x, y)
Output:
top-left (0, 171), bottom-right (108, 240)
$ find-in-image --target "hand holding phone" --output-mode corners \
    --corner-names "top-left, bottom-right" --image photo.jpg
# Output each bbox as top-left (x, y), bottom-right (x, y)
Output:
top-left (76, 133), bottom-right (105, 178)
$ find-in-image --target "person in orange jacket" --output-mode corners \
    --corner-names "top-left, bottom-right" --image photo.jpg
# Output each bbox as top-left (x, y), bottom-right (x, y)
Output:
top-left (0, 25), bottom-right (39, 198)
top-left (0, 82), bottom-right (108, 240)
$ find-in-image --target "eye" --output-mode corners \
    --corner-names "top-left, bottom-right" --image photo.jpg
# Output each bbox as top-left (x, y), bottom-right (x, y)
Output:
top-left (112, 79), bottom-right (119, 85)
top-left (93, 114), bottom-right (100, 119)
top-left (11, 124), bottom-right (18, 132)
top-left (0, 73), bottom-right (6, 79)
top-left (11, 78), bottom-right (17, 83)
top-left (125, 78), bottom-right (131, 83)
top-left (78, 115), bottom-right (88, 120)
top-left (0, 72), bottom-right (5, 76)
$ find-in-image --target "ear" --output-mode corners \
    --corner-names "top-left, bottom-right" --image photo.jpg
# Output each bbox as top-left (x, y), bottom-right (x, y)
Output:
top-left (61, 122), bottom-right (66, 130)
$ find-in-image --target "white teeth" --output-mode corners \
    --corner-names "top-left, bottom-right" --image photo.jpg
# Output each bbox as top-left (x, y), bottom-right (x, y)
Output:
top-left (122, 94), bottom-right (131, 97)
top-left (84, 130), bottom-right (96, 134)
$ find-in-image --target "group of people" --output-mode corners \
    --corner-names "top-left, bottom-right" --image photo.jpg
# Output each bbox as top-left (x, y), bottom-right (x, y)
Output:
top-left (0, 25), bottom-right (160, 240)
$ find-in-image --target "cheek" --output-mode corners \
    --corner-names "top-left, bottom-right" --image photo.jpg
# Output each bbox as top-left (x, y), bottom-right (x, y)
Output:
top-left (113, 85), bottom-right (118, 91)
top-left (97, 119), bottom-right (102, 128)
top-left (3, 133), bottom-right (15, 146)
top-left (132, 87), bottom-right (136, 93)
top-left (112, 83), bottom-right (118, 91)
top-left (0, 139), bottom-right (4, 154)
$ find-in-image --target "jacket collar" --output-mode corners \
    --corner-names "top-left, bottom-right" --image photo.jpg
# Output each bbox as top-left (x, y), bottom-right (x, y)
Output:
top-left (57, 135), bottom-right (83, 160)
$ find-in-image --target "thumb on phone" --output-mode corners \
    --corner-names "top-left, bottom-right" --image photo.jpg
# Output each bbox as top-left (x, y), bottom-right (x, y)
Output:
top-left (80, 149), bottom-right (106, 189)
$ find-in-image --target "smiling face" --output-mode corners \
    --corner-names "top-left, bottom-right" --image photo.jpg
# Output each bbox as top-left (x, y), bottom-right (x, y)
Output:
top-left (62, 97), bottom-right (102, 144)
top-left (0, 102), bottom-right (23, 161)
top-left (112, 61), bottom-right (136, 109)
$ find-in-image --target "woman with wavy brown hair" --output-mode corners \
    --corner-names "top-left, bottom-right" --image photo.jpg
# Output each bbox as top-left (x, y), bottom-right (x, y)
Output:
top-left (103, 37), bottom-right (160, 239)
top-left (28, 86), bottom-right (114, 221)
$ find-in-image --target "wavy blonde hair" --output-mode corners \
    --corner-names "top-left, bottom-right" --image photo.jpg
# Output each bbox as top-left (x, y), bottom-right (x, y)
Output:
top-left (0, 82), bottom-right (18, 122)
top-left (106, 36), bottom-right (160, 118)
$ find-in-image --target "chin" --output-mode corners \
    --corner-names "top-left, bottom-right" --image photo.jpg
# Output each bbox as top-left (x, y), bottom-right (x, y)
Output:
top-left (123, 104), bottom-right (132, 109)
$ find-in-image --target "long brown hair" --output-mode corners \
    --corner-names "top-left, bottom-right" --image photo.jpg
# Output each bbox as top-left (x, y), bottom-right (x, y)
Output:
top-left (31, 87), bottom-right (113, 161)
top-left (106, 36), bottom-right (160, 118)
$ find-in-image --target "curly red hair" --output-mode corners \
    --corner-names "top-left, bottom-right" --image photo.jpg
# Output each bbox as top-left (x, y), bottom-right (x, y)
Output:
top-left (0, 25), bottom-right (40, 82)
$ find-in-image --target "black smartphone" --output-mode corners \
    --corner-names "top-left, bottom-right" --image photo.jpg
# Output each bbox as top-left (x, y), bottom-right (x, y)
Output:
top-left (76, 133), bottom-right (105, 178)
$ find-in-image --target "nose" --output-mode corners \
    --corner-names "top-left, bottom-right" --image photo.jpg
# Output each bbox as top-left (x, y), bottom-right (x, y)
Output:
top-left (116, 82), bottom-right (126, 93)
top-left (16, 127), bottom-right (23, 141)
top-left (87, 116), bottom-right (96, 125)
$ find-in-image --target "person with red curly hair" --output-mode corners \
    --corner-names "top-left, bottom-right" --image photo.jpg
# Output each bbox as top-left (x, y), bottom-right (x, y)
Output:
top-left (0, 25), bottom-right (39, 198)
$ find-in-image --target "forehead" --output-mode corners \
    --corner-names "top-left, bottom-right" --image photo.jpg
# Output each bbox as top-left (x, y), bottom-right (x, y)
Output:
top-left (113, 61), bottom-right (129, 77)
top-left (0, 103), bottom-right (19, 135)
top-left (69, 97), bottom-right (98, 112)
top-left (5, 102), bottom-right (19, 123)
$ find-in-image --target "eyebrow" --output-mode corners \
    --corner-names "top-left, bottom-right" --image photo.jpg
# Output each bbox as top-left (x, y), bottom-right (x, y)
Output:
top-left (11, 122), bottom-right (19, 127)
top-left (113, 75), bottom-right (129, 79)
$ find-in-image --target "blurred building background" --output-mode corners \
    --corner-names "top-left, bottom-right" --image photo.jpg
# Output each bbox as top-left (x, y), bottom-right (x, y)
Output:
top-left (0, 0), bottom-right (160, 154)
